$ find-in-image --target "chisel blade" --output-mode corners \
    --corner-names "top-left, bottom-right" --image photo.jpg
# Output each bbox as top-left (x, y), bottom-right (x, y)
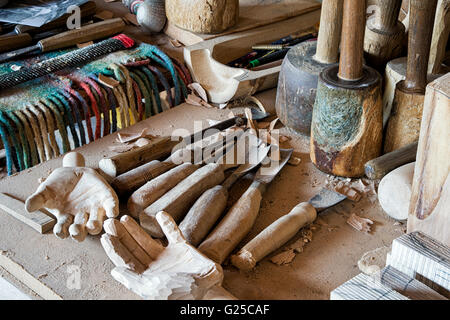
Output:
top-left (309, 188), bottom-right (347, 213)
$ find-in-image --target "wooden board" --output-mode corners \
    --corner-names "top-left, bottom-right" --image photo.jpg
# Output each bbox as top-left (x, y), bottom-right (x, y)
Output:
top-left (164, 0), bottom-right (321, 46)
top-left (408, 73), bottom-right (450, 246)
top-left (387, 231), bottom-right (450, 298)
top-left (0, 193), bottom-right (55, 234)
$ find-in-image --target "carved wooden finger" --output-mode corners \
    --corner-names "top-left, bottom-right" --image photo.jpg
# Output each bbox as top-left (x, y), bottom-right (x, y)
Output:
top-left (155, 211), bottom-right (186, 244)
top-left (128, 163), bottom-right (199, 218)
top-left (86, 207), bottom-right (106, 235)
top-left (69, 212), bottom-right (89, 242)
top-left (101, 234), bottom-right (146, 274)
top-left (53, 213), bottom-right (73, 239)
top-left (104, 218), bottom-right (153, 267)
top-left (140, 163), bottom-right (226, 238)
top-left (120, 215), bottom-right (164, 260)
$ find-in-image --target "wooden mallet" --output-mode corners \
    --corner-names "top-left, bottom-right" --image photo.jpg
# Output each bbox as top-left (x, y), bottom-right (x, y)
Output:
top-left (275, 0), bottom-right (343, 135)
top-left (310, 0), bottom-right (383, 178)
top-left (384, 0), bottom-right (438, 153)
top-left (363, 0), bottom-right (405, 70)
top-left (382, 0), bottom-right (447, 127)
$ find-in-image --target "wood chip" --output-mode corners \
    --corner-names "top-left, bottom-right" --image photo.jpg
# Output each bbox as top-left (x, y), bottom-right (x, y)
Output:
top-left (188, 82), bottom-right (209, 102)
top-left (270, 250), bottom-right (296, 265)
top-left (288, 156), bottom-right (301, 166)
top-left (169, 38), bottom-right (182, 47)
top-left (347, 213), bottom-right (373, 233)
top-left (77, 41), bottom-right (93, 49)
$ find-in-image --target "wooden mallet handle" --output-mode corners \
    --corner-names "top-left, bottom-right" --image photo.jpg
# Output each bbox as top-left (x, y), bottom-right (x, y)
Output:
top-left (403, 0), bottom-right (438, 93)
top-left (372, 0), bottom-right (403, 32)
top-left (338, 0), bottom-right (366, 81)
top-left (314, 0), bottom-right (344, 64)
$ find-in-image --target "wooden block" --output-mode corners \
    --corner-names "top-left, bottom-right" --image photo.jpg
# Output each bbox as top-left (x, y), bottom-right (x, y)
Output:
top-left (0, 193), bottom-right (55, 234)
top-left (387, 231), bottom-right (450, 298)
top-left (330, 272), bottom-right (409, 300)
top-left (408, 73), bottom-right (450, 246)
top-left (380, 265), bottom-right (447, 300)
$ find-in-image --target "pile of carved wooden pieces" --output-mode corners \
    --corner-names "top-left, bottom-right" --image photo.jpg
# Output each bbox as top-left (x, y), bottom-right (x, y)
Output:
top-left (331, 232), bottom-right (449, 300)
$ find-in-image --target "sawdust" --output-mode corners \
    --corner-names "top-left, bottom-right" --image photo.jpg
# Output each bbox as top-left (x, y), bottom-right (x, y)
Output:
top-left (270, 250), bottom-right (296, 265)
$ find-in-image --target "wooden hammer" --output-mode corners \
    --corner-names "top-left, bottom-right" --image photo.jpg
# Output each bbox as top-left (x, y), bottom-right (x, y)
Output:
top-left (384, 0), bottom-right (438, 153)
top-left (310, 0), bottom-right (383, 177)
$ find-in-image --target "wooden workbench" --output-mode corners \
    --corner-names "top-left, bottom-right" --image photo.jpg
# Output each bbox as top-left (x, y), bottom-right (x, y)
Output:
top-left (0, 0), bottom-right (404, 300)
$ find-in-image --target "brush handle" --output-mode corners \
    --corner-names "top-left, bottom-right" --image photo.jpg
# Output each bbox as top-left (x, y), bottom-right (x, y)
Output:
top-left (338, 0), bottom-right (366, 81)
top-left (403, 0), bottom-right (438, 93)
top-left (231, 202), bottom-right (317, 271)
top-left (39, 18), bottom-right (126, 52)
top-left (15, 1), bottom-right (97, 35)
top-left (314, 0), bottom-right (344, 64)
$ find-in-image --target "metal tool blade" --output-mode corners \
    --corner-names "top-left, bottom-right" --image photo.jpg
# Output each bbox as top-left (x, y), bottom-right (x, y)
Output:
top-left (308, 188), bottom-right (347, 213)
top-left (0, 43), bottom-right (39, 63)
top-left (254, 148), bottom-right (293, 185)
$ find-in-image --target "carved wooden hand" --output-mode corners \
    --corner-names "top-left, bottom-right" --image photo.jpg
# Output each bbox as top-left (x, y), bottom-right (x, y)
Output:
top-left (25, 152), bottom-right (119, 242)
top-left (101, 212), bottom-right (236, 300)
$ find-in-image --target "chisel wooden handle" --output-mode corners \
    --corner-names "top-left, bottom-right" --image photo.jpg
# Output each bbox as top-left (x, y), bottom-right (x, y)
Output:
top-left (140, 163), bottom-right (226, 238)
top-left (111, 159), bottom-right (178, 197)
top-left (338, 0), bottom-right (366, 81)
top-left (198, 180), bottom-right (264, 264)
top-left (314, 0), bottom-right (343, 64)
top-left (128, 163), bottom-right (199, 218)
top-left (0, 33), bottom-right (32, 53)
top-left (179, 185), bottom-right (229, 247)
top-left (15, 1), bottom-right (97, 35)
top-left (402, 0), bottom-right (438, 93)
top-left (365, 141), bottom-right (418, 180)
top-left (39, 18), bottom-right (126, 52)
top-left (99, 136), bottom-right (181, 178)
top-left (231, 202), bottom-right (317, 271)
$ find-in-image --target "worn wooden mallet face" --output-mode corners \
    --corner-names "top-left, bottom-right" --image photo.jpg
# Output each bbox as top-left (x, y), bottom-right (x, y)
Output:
top-left (310, 0), bottom-right (383, 178)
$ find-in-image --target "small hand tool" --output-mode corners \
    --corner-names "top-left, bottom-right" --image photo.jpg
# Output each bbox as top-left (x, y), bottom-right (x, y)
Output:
top-left (0, 18), bottom-right (126, 64)
top-left (231, 188), bottom-right (346, 270)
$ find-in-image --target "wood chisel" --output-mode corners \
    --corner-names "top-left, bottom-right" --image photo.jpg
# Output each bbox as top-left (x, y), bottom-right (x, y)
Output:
top-left (0, 18), bottom-right (126, 63)
top-left (231, 188), bottom-right (347, 270)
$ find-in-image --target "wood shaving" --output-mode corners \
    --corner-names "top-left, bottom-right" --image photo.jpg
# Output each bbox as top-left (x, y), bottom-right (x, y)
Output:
top-left (117, 129), bottom-right (155, 144)
top-left (169, 38), bottom-right (182, 47)
top-left (185, 94), bottom-right (213, 108)
top-left (188, 83), bottom-right (209, 102)
top-left (270, 250), bottom-right (296, 265)
top-left (288, 156), bottom-right (301, 166)
top-left (347, 213), bottom-right (373, 233)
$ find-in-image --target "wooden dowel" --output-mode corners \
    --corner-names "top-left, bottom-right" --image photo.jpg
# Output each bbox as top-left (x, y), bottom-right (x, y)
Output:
top-left (403, 0), bottom-right (438, 93)
top-left (338, 0), bottom-right (366, 81)
top-left (314, 0), bottom-right (344, 64)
